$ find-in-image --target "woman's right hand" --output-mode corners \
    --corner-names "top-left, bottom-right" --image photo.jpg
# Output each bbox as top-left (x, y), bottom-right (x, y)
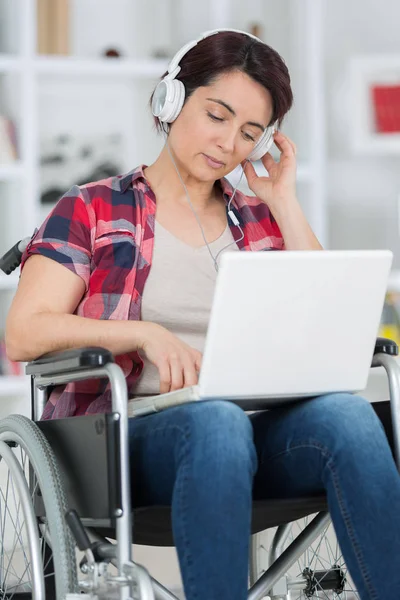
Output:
top-left (137, 322), bottom-right (203, 394)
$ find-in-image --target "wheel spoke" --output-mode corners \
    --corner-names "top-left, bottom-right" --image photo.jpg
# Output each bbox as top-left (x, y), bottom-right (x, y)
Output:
top-left (0, 416), bottom-right (78, 599)
top-left (0, 441), bottom-right (50, 598)
top-left (255, 515), bottom-right (360, 599)
top-left (0, 472), bottom-right (11, 586)
top-left (1, 507), bottom-right (32, 591)
top-left (306, 528), bottom-right (327, 571)
top-left (1, 481), bottom-right (31, 571)
top-left (324, 527), bottom-right (339, 565)
top-left (9, 472), bottom-right (31, 573)
top-left (3, 562), bottom-right (31, 598)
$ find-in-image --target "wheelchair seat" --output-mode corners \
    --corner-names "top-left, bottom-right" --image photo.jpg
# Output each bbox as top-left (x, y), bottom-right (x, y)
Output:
top-left (36, 398), bottom-right (395, 548)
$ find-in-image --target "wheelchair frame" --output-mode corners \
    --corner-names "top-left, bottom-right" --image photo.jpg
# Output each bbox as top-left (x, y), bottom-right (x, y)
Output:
top-left (25, 341), bottom-right (400, 600)
top-left (2, 238), bottom-right (400, 599)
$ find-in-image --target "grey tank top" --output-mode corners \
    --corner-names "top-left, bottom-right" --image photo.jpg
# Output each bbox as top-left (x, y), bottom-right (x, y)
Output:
top-left (132, 219), bottom-right (240, 396)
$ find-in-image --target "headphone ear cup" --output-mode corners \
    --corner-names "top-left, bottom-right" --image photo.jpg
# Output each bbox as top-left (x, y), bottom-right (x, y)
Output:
top-left (152, 78), bottom-right (185, 124)
top-left (167, 79), bottom-right (185, 122)
top-left (247, 127), bottom-right (275, 162)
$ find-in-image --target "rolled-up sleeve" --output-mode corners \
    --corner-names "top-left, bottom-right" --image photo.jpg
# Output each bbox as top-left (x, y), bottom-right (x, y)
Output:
top-left (20, 185), bottom-right (92, 291)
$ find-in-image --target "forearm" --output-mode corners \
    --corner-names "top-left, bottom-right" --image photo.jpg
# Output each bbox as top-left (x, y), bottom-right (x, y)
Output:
top-left (271, 197), bottom-right (323, 251)
top-left (5, 312), bottom-right (147, 363)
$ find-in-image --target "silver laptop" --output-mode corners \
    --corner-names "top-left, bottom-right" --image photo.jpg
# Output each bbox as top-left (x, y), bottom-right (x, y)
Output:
top-left (128, 250), bottom-right (392, 417)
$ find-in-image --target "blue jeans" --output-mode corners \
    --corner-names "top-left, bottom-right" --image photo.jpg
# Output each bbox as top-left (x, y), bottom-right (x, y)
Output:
top-left (128, 394), bottom-right (400, 600)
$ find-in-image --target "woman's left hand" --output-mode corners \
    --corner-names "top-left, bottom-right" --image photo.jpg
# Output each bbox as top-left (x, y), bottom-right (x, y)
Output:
top-left (242, 131), bottom-right (297, 212)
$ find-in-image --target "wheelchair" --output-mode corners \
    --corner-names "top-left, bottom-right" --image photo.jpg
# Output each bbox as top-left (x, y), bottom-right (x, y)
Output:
top-left (1, 237), bottom-right (400, 600)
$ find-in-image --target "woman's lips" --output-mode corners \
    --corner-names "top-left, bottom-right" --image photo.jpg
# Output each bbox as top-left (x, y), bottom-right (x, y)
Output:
top-left (203, 153), bottom-right (225, 169)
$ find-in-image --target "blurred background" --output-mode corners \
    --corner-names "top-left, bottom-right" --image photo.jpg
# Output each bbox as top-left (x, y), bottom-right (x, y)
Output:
top-left (1, 0), bottom-right (400, 404)
top-left (0, 0), bottom-right (399, 593)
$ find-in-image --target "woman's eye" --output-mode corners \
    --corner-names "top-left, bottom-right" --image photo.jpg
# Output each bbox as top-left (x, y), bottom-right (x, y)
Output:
top-left (207, 111), bottom-right (255, 142)
top-left (243, 132), bottom-right (256, 142)
top-left (207, 112), bottom-right (224, 122)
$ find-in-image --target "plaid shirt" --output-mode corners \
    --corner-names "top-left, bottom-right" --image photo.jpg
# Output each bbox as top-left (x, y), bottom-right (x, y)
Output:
top-left (21, 165), bottom-right (285, 419)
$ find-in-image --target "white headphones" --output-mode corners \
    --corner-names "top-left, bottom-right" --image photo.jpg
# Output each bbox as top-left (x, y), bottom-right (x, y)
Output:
top-left (151, 28), bottom-right (277, 162)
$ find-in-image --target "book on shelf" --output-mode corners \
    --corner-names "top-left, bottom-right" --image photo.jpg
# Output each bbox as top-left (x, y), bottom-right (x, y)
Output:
top-left (0, 116), bottom-right (18, 164)
top-left (37, 0), bottom-right (69, 55)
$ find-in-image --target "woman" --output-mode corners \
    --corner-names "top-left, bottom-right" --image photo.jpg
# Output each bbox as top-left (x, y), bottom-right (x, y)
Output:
top-left (6, 30), bottom-right (400, 600)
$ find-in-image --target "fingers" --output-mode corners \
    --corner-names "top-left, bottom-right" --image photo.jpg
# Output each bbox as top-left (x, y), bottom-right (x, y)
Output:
top-left (174, 349), bottom-right (202, 389)
top-left (242, 159), bottom-right (258, 186)
top-left (194, 351), bottom-right (202, 374)
top-left (262, 152), bottom-right (278, 176)
top-left (169, 352), bottom-right (184, 391)
top-left (273, 131), bottom-right (297, 156)
top-left (182, 354), bottom-right (199, 388)
top-left (157, 348), bottom-right (202, 393)
top-left (158, 359), bottom-right (171, 394)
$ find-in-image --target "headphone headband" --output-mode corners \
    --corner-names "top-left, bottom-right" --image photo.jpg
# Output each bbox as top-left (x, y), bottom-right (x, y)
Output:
top-left (152, 28), bottom-right (277, 161)
top-left (167, 28), bottom-right (263, 77)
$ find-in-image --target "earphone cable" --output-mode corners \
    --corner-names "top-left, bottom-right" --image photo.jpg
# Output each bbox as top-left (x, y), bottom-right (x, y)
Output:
top-left (165, 137), bottom-right (246, 272)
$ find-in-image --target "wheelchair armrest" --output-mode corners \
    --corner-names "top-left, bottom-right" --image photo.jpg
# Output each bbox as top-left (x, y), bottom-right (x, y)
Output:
top-left (23, 337), bottom-right (397, 377)
top-left (373, 337), bottom-right (398, 362)
top-left (25, 347), bottom-right (114, 377)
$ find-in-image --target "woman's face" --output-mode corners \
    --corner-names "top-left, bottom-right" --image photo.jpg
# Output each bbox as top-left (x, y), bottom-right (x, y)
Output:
top-left (168, 70), bottom-right (274, 181)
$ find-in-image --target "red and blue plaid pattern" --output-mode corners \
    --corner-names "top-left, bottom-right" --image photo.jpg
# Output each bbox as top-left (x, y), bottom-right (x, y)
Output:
top-left (21, 165), bottom-right (284, 419)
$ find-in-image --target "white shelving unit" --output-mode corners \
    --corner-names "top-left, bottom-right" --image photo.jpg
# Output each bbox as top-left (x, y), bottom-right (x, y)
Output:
top-left (0, 0), bottom-right (329, 240)
top-left (0, 2), bottom-right (170, 399)
top-left (0, 0), bottom-right (330, 399)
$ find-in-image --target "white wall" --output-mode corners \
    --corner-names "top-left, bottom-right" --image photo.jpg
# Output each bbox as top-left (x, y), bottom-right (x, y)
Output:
top-left (1, 1), bottom-right (399, 593)
top-left (324, 0), bottom-right (400, 261)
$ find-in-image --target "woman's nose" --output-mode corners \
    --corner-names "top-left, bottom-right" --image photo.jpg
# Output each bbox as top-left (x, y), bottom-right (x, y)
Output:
top-left (217, 128), bottom-right (236, 154)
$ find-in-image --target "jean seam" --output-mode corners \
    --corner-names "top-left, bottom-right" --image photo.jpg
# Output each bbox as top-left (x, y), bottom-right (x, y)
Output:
top-left (262, 439), bottom-right (379, 600)
top-left (136, 422), bottom-right (198, 598)
top-left (173, 421), bottom-right (199, 600)
top-left (130, 421), bottom-right (198, 597)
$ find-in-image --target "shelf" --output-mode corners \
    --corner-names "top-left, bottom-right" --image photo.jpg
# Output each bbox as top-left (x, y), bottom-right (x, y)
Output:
top-left (0, 54), bottom-right (169, 78)
top-left (34, 56), bottom-right (169, 78)
top-left (0, 161), bottom-right (25, 181)
top-left (0, 376), bottom-right (29, 397)
top-left (0, 55), bottom-right (23, 73)
top-left (353, 133), bottom-right (400, 156)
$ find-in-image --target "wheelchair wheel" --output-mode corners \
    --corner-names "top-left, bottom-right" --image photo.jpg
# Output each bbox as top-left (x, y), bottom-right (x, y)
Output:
top-left (0, 415), bottom-right (78, 600)
top-left (252, 514), bottom-right (360, 599)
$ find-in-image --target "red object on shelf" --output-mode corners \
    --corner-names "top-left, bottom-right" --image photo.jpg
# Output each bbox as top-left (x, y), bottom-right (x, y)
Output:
top-left (371, 84), bottom-right (400, 133)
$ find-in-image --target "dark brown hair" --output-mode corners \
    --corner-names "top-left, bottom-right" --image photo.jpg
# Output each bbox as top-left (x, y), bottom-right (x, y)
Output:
top-left (150, 31), bottom-right (293, 132)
